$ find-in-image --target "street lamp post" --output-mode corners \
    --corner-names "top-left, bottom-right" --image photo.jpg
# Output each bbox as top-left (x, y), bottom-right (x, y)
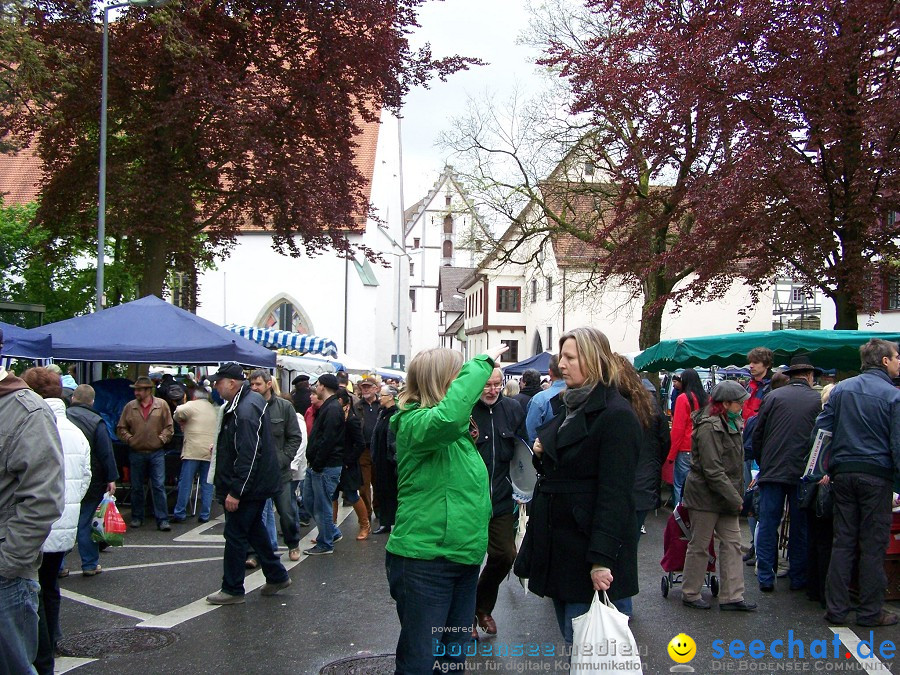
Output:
top-left (96, 0), bottom-right (168, 313)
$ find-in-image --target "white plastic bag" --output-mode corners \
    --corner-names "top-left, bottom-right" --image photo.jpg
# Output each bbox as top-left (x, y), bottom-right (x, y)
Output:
top-left (514, 504), bottom-right (529, 592)
top-left (571, 591), bottom-right (643, 673)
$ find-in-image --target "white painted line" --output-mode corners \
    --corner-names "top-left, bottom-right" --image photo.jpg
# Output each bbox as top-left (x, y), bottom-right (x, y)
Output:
top-left (140, 504), bottom-right (355, 630)
top-left (55, 656), bottom-right (97, 673)
top-left (97, 557), bottom-right (222, 572)
top-left (120, 544), bottom-right (225, 549)
top-left (60, 589), bottom-right (155, 622)
top-left (830, 627), bottom-right (892, 672)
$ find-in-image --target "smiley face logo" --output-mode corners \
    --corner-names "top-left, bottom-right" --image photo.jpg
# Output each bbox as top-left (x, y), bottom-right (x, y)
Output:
top-left (667, 633), bottom-right (696, 664)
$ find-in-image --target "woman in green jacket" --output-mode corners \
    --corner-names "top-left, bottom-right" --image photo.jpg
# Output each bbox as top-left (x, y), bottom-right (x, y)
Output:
top-left (386, 344), bottom-right (507, 675)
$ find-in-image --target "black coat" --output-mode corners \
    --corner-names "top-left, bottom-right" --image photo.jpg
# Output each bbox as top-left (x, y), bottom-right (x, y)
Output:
top-left (337, 410), bottom-right (365, 493)
top-left (523, 383), bottom-right (641, 603)
top-left (306, 395), bottom-right (345, 471)
top-left (214, 383), bottom-right (280, 502)
top-left (471, 396), bottom-right (527, 517)
top-left (67, 403), bottom-right (120, 503)
top-left (632, 404), bottom-right (670, 511)
top-left (751, 379), bottom-right (822, 484)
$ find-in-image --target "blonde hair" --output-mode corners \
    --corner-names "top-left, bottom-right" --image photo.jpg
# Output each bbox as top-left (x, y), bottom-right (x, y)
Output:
top-left (503, 379), bottom-right (520, 397)
top-left (820, 383), bottom-right (835, 405)
top-left (399, 348), bottom-right (464, 409)
top-left (558, 327), bottom-right (619, 388)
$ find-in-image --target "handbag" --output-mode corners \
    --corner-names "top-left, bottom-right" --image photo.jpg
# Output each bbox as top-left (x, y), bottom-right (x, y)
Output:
top-left (512, 508), bottom-right (533, 581)
top-left (513, 504), bottom-right (530, 591)
top-left (91, 494), bottom-right (127, 547)
top-left (571, 591), bottom-right (643, 673)
top-left (797, 479), bottom-right (819, 511)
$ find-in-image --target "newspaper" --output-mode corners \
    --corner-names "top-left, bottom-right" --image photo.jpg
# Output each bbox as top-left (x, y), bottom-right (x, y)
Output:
top-left (803, 429), bottom-right (832, 478)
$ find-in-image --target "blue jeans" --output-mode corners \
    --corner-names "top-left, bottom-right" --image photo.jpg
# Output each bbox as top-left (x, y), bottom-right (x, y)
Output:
top-left (128, 450), bottom-right (168, 524)
top-left (673, 451), bottom-right (691, 505)
top-left (221, 499), bottom-right (289, 596)
top-left (743, 460), bottom-right (757, 545)
top-left (303, 467), bottom-right (342, 550)
top-left (552, 598), bottom-right (591, 645)
top-left (173, 460), bottom-right (214, 521)
top-left (0, 575), bottom-right (40, 674)
top-left (386, 551), bottom-right (479, 674)
top-left (262, 499), bottom-right (278, 551)
top-left (77, 496), bottom-right (104, 571)
top-left (757, 481), bottom-right (807, 589)
top-left (292, 479), bottom-right (311, 524)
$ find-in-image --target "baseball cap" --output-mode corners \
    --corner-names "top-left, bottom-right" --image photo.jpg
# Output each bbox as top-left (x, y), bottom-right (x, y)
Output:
top-left (208, 362), bottom-right (246, 383)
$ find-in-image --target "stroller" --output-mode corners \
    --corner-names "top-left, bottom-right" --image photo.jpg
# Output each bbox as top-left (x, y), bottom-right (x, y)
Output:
top-left (660, 504), bottom-right (719, 598)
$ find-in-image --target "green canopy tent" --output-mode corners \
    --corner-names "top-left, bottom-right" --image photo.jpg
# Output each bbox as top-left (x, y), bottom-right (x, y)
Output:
top-left (634, 330), bottom-right (900, 373)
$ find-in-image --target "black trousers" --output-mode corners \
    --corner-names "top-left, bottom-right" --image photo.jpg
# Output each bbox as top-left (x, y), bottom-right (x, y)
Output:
top-left (805, 508), bottom-right (833, 606)
top-left (35, 551), bottom-right (65, 674)
top-left (373, 457), bottom-right (398, 528)
top-left (221, 498), bottom-right (289, 596)
top-left (475, 512), bottom-right (517, 615)
top-left (825, 472), bottom-right (893, 622)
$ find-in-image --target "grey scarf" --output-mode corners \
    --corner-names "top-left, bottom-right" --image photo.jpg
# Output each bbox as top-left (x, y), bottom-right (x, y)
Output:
top-left (559, 383), bottom-right (594, 431)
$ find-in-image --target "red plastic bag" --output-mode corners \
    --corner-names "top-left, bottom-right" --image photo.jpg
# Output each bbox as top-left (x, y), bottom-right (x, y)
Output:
top-left (91, 494), bottom-right (126, 546)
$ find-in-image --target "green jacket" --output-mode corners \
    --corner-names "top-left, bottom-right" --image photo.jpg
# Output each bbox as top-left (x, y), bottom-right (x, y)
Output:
top-left (386, 354), bottom-right (494, 565)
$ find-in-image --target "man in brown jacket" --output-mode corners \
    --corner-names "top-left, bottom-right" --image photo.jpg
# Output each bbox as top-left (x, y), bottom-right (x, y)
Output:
top-left (117, 376), bottom-right (174, 530)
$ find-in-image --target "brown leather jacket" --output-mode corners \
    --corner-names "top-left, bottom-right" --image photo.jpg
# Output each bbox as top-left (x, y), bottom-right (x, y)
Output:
top-left (117, 397), bottom-right (174, 452)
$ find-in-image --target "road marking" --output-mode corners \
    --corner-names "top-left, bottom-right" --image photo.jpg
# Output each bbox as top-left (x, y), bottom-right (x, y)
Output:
top-left (830, 627), bottom-right (892, 672)
top-left (55, 657), bottom-right (97, 673)
top-left (95, 557), bottom-right (222, 573)
top-left (121, 544), bottom-right (225, 549)
top-left (60, 589), bottom-right (155, 621)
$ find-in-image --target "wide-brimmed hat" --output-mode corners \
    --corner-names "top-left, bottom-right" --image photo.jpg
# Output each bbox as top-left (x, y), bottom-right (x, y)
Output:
top-left (130, 376), bottom-right (155, 390)
top-left (782, 354), bottom-right (824, 376)
top-left (208, 362), bottom-right (246, 383)
top-left (710, 380), bottom-right (751, 403)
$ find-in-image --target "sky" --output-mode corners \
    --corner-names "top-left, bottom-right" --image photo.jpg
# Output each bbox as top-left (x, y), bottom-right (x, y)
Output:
top-left (398, 0), bottom-right (545, 201)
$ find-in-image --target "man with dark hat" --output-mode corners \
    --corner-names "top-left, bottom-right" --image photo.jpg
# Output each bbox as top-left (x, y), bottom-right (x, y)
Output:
top-left (116, 376), bottom-right (174, 531)
top-left (0, 328), bottom-right (65, 673)
top-left (751, 354), bottom-right (823, 593)
top-left (206, 362), bottom-right (291, 604)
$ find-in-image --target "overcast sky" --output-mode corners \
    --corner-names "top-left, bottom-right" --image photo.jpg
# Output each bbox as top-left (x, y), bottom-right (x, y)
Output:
top-left (398, 0), bottom-right (545, 201)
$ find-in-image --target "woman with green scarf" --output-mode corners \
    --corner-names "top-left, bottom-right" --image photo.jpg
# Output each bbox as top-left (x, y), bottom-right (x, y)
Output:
top-left (681, 380), bottom-right (758, 611)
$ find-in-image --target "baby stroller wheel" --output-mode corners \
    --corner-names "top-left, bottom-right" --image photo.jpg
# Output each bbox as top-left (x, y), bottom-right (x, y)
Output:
top-left (710, 575), bottom-right (720, 597)
top-left (661, 575), bottom-right (669, 598)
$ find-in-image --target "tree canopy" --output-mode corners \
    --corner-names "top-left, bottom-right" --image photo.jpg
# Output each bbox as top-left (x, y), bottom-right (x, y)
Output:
top-left (0, 0), bottom-right (476, 303)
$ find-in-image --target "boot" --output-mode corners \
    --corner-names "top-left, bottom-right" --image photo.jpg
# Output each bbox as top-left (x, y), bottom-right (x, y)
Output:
top-left (354, 500), bottom-right (370, 540)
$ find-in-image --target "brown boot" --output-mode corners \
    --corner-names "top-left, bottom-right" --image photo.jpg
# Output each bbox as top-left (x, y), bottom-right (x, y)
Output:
top-left (354, 500), bottom-right (370, 540)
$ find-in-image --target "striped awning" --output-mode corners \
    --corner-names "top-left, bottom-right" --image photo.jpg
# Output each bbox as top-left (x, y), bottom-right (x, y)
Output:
top-left (224, 325), bottom-right (338, 358)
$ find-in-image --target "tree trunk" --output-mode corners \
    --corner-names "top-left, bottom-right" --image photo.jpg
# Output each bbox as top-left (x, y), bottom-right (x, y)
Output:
top-left (137, 235), bottom-right (169, 299)
top-left (831, 290), bottom-right (860, 330)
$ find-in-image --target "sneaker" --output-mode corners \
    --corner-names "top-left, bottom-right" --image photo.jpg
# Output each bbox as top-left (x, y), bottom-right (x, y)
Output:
top-left (130, 519), bottom-right (143, 528)
top-left (333, 532), bottom-right (343, 543)
top-left (82, 565), bottom-right (103, 577)
top-left (640, 525), bottom-right (647, 535)
top-left (261, 578), bottom-right (292, 596)
top-left (158, 521), bottom-right (171, 532)
top-left (303, 546), bottom-right (333, 556)
top-left (206, 590), bottom-right (245, 605)
top-left (288, 547), bottom-right (301, 562)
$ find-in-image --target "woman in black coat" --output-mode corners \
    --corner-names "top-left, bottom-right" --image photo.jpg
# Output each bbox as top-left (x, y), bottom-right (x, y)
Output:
top-left (519, 327), bottom-right (642, 643)
top-left (370, 385), bottom-right (398, 534)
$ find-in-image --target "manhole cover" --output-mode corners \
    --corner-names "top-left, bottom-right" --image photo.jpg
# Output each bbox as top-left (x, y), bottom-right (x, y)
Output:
top-left (320, 654), bottom-right (395, 675)
top-left (57, 628), bottom-right (177, 659)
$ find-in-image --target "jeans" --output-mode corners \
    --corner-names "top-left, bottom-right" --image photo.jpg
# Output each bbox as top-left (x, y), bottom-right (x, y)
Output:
top-left (173, 460), bottom-right (214, 520)
top-left (272, 481), bottom-right (300, 549)
top-left (221, 499), bottom-right (289, 596)
top-left (304, 467), bottom-right (342, 550)
top-left (386, 551), bottom-right (479, 674)
top-left (673, 452), bottom-right (691, 505)
top-left (77, 496), bottom-right (104, 571)
top-left (128, 450), bottom-right (168, 524)
top-left (552, 598), bottom-right (591, 645)
top-left (756, 481), bottom-right (807, 589)
top-left (825, 473), bottom-right (893, 623)
top-left (262, 499), bottom-right (278, 551)
top-left (743, 460), bottom-right (757, 546)
top-left (294, 478), bottom-right (311, 523)
top-left (0, 575), bottom-right (40, 675)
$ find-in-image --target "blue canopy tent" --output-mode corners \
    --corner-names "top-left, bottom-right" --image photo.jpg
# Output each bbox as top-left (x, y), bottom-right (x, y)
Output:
top-left (0, 320), bottom-right (52, 359)
top-left (502, 351), bottom-right (553, 376)
top-left (33, 295), bottom-right (275, 367)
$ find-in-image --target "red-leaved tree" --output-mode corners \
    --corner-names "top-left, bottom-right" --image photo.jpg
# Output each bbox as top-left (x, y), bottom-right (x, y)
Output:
top-left (1, 0), bottom-right (475, 303)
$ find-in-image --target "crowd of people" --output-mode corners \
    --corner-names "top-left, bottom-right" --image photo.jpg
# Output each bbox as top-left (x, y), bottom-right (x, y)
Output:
top-left (1, 324), bottom-right (898, 675)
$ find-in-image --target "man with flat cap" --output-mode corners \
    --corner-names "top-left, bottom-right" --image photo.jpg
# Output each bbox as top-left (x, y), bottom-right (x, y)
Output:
top-left (751, 354), bottom-right (823, 593)
top-left (117, 375), bottom-right (174, 531)
top-left (291, 374), bottom-right (312, 415)
top-left (206, 362), bottom-right (291, 604)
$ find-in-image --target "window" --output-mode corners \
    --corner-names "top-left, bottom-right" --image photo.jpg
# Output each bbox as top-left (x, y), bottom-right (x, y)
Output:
top-left (442, 240), bottom-right (453, 258)
top-left (436, 289), bottom-right (441, 311)
top-left (446, 195), bottom-right (452, 206)
top-left (475, 240), bottom-right (483, 252)
top-left (413, 237), bottom-right (420, 249)
top-left (443, 215), bottom-right (453, 233)
top-left (584, 161), bottom-right (595, 176)
top-left (791, 287), bottom-right (804, 303)
top-left (409, 262), bottom-right (414, 277)
top-left (886, 275), bottom-right (900, 311)
top-left (546, 326), bottom-right (553, 349)
top-left (530, 279), bottom-right (538, 303)
top-left (409, 289), bottom-right (416, 312)
top-left (546, 278), bottom-right (553, 301)
top-left (496, 287), bottom-right (521, 312)
top-left (500, 340), bottom-right (519, 362)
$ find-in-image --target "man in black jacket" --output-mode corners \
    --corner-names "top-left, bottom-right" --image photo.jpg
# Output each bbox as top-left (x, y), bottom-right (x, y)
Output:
top-left (303, 373), bottom-right (346, 555)
top-left (470, 367), bottom-right (527, 637)
top-left (751, 355), bottom-right (823, 593)
top-left (206, 363), bottom-right (290, 604)
top-left (67, 385), bottom-right (119, 576)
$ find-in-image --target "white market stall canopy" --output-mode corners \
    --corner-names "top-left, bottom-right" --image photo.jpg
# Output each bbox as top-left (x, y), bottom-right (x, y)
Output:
top-left (276, 354), bottom-right (336, 376)
top-left (224, 324), bottom-right (338, 358)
